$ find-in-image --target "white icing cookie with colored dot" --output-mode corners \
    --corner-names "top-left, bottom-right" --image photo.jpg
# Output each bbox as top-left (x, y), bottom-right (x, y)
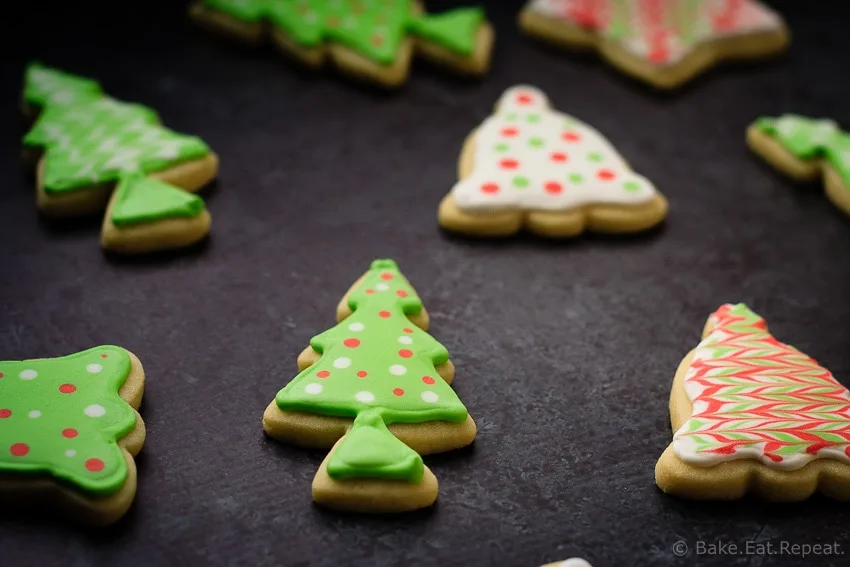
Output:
top-left (438, 85), bottom-right (668, 238)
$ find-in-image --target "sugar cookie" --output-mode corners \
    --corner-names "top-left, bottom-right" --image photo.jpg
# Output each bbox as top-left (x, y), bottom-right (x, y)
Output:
top-left (747, 114), bottom-right (850, 217)
top-left (519, 0), bottom-right (789, 89)
top-left (438, 85), bottom-right (668, 237)
top-left (656, 304), bottom-right (850, 501)
top-left (190, 0), bottom-right (494, 88)
top-left (541, 560), bottom-right (593, 567)
top-left (263, 259), bottom-right (476, 513)
top-left (0, 346), bottom-right (145, 525)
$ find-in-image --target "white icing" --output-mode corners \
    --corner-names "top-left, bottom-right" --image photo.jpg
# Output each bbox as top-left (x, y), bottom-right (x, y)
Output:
top-left (558, 560), bottom-right (593, 567)
top-left (451, 85), bottom-right (658, 212)
top-left (420, 391), bottom-right (439, 403)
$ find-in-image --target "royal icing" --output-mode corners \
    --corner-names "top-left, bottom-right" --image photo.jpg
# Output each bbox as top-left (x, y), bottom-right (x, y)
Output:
top-left (451, 85), bottom-right (658, 213)
top-left (673, 304), bottom-right (850, 471)
top-left (24, 94), bottom-right (210, 194)
top-left (24, 63), bottom-right (102, 109)
top-left (0, 346), bottom-right (137, 496)
top-left (756, 115), bottom-right (850, 188)
top-left (275, 259), bottom-right (469, 481)
top-left (201, 0), bottom-right (484, 62)
top-left (527, 0), bottom-right (784, 65)
top-left (111, 173), bottom-right (205, 227)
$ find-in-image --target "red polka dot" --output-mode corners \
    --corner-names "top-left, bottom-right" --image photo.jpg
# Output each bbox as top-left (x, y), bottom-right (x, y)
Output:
top-left (550, 152), bottom-right (568, 163)
top-left (392, 388), bottom-right (405, 396)
top-left (0, 372), bottom-right (4, 378)
top-left (597, 169), bottom-right (616, 181)
top-left (316, 370), bottom-right (330, 379)
top-left (403, 327), bottom-right (413, 333)
top-left (366, 289), bottom-right (375, 294)
top-left (10, 443), bottom-right (29, 457)
top-left (343, 338), bottom-right (361, 348)
top-left (62, 428), bottom-right (78, 439)
top-left (101, 353), bottom-right (108, 358)
top-left (481, 183), bottom-right (500, 194)
top-left (398, 349), bottom-right (413, 358)
top-left (499, 158), bottom-right (519, 170)
top-left (357, 371), bottom-right (368, 378)
top-left (516, 93), bottom-right (533, 105)
top-left (0, 409), bottom-right (11, 419)
top-left (501, 127), bottom-right (519, 138)
top-left (396, 290), bottom-right (408, 298)
top-left (85, 458), bottom-right (105, 472)
top-left (562, 131), bottom-right (581, 142)
top-left (380, 273), bottom-right (394, 280)
top-left (422, 376), bottom-right (436, 385)
top-left (59, 383), bottom-right (76, 394)
top-left (379, 310), bottom-right (391, 318)
top-left (371, 35), bottom-right (383, 46)
top-left (544, 182), bottom-right (563, 194)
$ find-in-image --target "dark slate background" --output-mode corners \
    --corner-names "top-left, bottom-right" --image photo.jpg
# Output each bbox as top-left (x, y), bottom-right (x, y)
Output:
top-left (2, 1), bottom-right (850, 566)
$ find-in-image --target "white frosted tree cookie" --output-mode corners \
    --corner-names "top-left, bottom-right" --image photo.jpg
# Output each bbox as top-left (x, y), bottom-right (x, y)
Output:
top-left (518, 0), bottom-right (789, 90)
top-left (190, 0), bottom-right (495, 89)
top-left (747, 114), bottom-right (850, 217)
top-left (438, 85), bottom-right (668, 238)
top-left (541, 559), bottom-right (594, 567)
top-left (656, 303), bottom-right (850, 501)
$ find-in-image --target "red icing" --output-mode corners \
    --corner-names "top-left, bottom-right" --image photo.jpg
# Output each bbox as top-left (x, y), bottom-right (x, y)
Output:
top-left (393, 388), bottom-right (405, 397)
top-left (62, 428), bottom-right (79, 439)
top-left (516, 93), bottom-right (533, 105)
top-left (481, 183), bottom-right (500, 194)
top-left (343, 338), bottom-right (361, 348)
top-left (59, 383), bottom-right (77, 394)
top-left (357, 370), bottom-right (368, 378)
top-left (396, 290), bottom-right (408, 298)
top-left (317, 370), bottom-right (331, 379)
top-left (399, 349), bottom-right (413, 359)
top-left (500, 158), bottom-right (519, 170)
top-left (10, 443), bottom-right (29, 457)
top-left (380, 273), bottom-right (394, 280)
top-left (562, 131), bottom-right (581, 142)
top-left (544, 182), bottom-right (563, 194)
top-left (85, 458), bottom-right (105, 472)
top-left (597, 169), bottom-right (615, 181)
top-left (501, 127), bottom-right (519, 138)
top-left (378, 310), bottom-right (391, 318)
top-left (403, 327), bottom-right (413, 333)
top-left (0, 409), bottom-right (11, 418)
top-left (550, 152), bottom-right (568, 163)
top-left (422, 376), bottom-right (436, 385)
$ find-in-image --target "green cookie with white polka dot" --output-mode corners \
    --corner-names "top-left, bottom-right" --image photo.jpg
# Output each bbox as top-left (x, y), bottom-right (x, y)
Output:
top-left (0, 346), bottom-right (145, 526)
top-left (263, 259), bottom-right (477, 513)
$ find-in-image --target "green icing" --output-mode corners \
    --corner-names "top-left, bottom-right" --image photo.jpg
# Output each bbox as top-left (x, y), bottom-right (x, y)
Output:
top-left (757, 114), bottom-right (850, 186)
top-left (409, 7), bottom-right (484, 56)
top-left (327, 410), bottom-right (424, 482)
top-left (201, 0), bottom-right (485, 63)
top-left (275, 259), bottom-right (469, 482)
top-left (23, 63), bottom-right (102, 109)
top-left (24, 95), bottom-right (210, 193)
top-left (0, 346), bottom-right (136, 496)
top-left (111, 173), bottom-right (205, 227)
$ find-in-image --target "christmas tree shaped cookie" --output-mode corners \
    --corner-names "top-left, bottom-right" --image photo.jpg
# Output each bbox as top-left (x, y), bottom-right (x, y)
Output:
top-left (656, 304), bottom-right (850, 501)
top-left (519, 0), bottom-right (789, 89)
top-left (263, 259), bottom-right (476, 512)
top-left (747, 115), bottom-right (850, 217)
top-left (190, 0), bottom-right (494, 88)
top-left (20, 63), bottom-right (218, 254)
top-left (438, 85), bottom-right (668, 238)
top-left (0, 346), bottom-right (145, 525)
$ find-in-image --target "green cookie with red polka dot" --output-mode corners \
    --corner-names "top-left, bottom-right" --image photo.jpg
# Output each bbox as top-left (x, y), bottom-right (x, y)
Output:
top-left (263, 259), bottom-right (476, 512)
top-left (190, 0), bottom-right (494, 88)
top-left (0, 346), bottom-right (145, 526)
top-left (438, 85), bottom-right (669, 238)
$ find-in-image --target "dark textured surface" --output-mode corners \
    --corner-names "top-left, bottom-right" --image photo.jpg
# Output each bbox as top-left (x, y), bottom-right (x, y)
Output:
top-left (2, 1), bottom-right (850, 566)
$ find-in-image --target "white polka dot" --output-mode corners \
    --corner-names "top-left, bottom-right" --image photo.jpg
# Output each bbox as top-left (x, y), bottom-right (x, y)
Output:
top-left (333, 357), bottom-right (352, 369)
top-left (348, 322), bottom-right (365, 332)
top-left (305, 383), bottom-right (323, 395)
top-left (355, 391), bottom-right (375, 404)
top-left (376, 283), bottom-right (390, 291)
top-left (65, 449), bottom-right (77, 457)
top-left (28, 410), bottom-right (41, 419)
top-left (86, 363), bottom-right (103, 374)
top-left (421, 391), bottom-right (439, 403)
top-left (398, 336), bottom-right (413, 345)
top-left (84, 404), bottom-right (106, 418)
top-left (389, 364), bottom-right (407, 376)
top-left (19, 369), bottom-right (37, 380)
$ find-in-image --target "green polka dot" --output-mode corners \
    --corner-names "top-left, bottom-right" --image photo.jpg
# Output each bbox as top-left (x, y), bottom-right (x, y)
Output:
top-left (588, 152), bottom-right (603, 162)
top-left (529, 137), bottom-right (544, 148)
top-left (527, 114), bottom-right (540, 124)
top-left (512, 176), bottom-right (529, 189)
top-left (623, 180), bottom-right (641, 192)
top-left (505, 112), bottom-right (518, 121)
top-left (494, 143), bottom-right (509, 152)
top-left (569, 173), bottom-right (583, 184)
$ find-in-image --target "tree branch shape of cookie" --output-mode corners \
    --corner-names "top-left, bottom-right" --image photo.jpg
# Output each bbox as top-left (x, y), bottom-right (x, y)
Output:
top-left (438, 85), bottom-right (668, 238)
top-left (747, 114), bottom-right (850, 218)
top-left (22, 63), bottom-right (217, 254)
top-left (0, 346), bottom-right (145, 525)
top-left (263, 259), bottom-right (476, 513)
top-left (656, 304), bottom-right (850, 501)
top-left (190, 0), bottom-right (494, 88)
top-left (519, 0), bottom-right (788, 89)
